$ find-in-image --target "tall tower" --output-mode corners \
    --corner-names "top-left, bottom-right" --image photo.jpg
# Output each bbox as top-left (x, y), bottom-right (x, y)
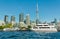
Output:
top-left (36, 2), bottom-right (39, 24)
top-left (4, 15), bottom-right (8, 24)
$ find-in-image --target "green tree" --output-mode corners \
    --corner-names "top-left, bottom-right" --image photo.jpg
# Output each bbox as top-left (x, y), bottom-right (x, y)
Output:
top-left (27, 25), bottom-right (31, 30)
top-left (0, 26), bottom-right (5, 29)
top-left (4, 23), bottom-right (12, 28)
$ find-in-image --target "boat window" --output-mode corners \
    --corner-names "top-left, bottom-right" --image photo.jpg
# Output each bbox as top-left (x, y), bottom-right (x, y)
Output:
top-left (36, 25), bottom-right (42, 26)
top-left (51, 27), bottom-right (54, 28)
top-left (33, 27), bottom-right (38, 29)
top-left (44, 25), bottom-right (48, 26)
top-left (39, 27), bottom-right (50, 29)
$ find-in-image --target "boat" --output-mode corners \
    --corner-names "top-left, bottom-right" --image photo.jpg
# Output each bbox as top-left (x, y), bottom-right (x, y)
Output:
top-left (3, 27), bottom-right (20, 31)
top-left (3, 28), bottom-right (11, 31)
top-left (31, 23), bottom-right (57, 32)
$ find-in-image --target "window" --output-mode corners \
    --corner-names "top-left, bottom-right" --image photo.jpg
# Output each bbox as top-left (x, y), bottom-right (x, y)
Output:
top-left (44, 25), bottom-right (48, 26)
top-left (39, 27), bottom-right (50, 29)
top-left (37, 25), bottom-right (42, 26)
top-left (33, 27), bottom-right (38, 29)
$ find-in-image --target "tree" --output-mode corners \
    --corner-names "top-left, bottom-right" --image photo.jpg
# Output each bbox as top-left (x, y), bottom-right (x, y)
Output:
top-left (0, 26), bottom-right (4, 29)
top-left (4, 23), bottom-right (12, 28)
top-left (27, 25), bottom-right (31, 30)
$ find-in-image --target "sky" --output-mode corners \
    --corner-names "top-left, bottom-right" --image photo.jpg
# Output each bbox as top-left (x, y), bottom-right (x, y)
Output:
top-left (0, 0), bottom-right (60, 22)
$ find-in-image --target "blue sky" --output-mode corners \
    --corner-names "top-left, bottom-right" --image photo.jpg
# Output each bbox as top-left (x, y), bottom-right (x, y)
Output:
top-left (0, 0), bottom-right (60, 22)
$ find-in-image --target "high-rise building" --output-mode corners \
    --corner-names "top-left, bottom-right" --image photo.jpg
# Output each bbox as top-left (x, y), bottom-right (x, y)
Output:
top-left (4, 15), bottom-right (8, 24)
top-left (11, 16), bottom-right (15, 22)
top-left (19, 13), bottom-right (24, 22)
top-left (36, 2), bottom-right (39, 24)
top-left (19, 13), bottom-right (25, 27)
top-left (11, 16), bottom-right (15, 25)
top-left (26, 14), bottom-right (30, 26)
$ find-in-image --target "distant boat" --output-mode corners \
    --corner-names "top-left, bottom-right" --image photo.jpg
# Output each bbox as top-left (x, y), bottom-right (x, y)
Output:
top-left (3, 27), bottom-right (20, 31)
top-left (3, 28), bottom-right (11, 31)
top-left (31, 23), bottom-right (57, 32)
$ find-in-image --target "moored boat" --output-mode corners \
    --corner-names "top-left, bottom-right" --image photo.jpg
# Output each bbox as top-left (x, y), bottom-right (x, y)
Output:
top-left (31, 23), bottom-right (57, 32)
top-left (3, 27), bottom-right (20, 31)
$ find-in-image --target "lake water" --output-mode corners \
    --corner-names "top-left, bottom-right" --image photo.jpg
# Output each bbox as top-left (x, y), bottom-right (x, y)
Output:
top-left (0, 31), bottom-right (60, 39)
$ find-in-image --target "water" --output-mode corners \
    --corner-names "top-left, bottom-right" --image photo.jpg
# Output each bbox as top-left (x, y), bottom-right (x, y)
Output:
top-left (0, 31), bottom-right (60, 39)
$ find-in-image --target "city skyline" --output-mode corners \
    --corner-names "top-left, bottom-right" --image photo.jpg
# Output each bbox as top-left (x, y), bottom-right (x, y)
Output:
top-left (0, 0), bottom-right (60, 22)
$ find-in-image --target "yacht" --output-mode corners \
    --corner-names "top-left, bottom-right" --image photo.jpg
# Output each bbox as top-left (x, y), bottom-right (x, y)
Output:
top-left (31, 23), bottom-right (57, 32)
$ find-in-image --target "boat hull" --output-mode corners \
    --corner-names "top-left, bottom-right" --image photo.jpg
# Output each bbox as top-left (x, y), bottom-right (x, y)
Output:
top-left (31, 29), bottom-right (57, 32)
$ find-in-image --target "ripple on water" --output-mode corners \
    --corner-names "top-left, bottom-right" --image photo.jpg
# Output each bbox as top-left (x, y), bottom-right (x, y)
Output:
top-left (0, 31), bottom-right (59, 39)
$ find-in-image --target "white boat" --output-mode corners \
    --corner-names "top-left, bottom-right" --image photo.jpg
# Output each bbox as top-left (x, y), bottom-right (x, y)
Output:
top-left (3, 28), bottom-right (11, 31)
top-left (3, 27), bottom-right (20, 31)
top-left (31, 23), bottom-right (57, 32)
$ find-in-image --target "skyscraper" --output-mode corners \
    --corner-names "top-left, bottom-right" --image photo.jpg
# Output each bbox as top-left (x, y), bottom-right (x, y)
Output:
top-left (11, 16), bottom-right (15, 22)
top-left (19, 13), bottom-right (24, 22)
top-left (11, 16), bottom-right (15, 26)
top-left (4, 15), bottom-right (8, 24)
top-left (36, 2), bottom-right (39, 24)
top-left (26, 14), bottom-right (30, 26)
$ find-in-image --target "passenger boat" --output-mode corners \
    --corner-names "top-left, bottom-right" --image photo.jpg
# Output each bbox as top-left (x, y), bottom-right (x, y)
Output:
top-left (31, 23), bottom-right (57, 32)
